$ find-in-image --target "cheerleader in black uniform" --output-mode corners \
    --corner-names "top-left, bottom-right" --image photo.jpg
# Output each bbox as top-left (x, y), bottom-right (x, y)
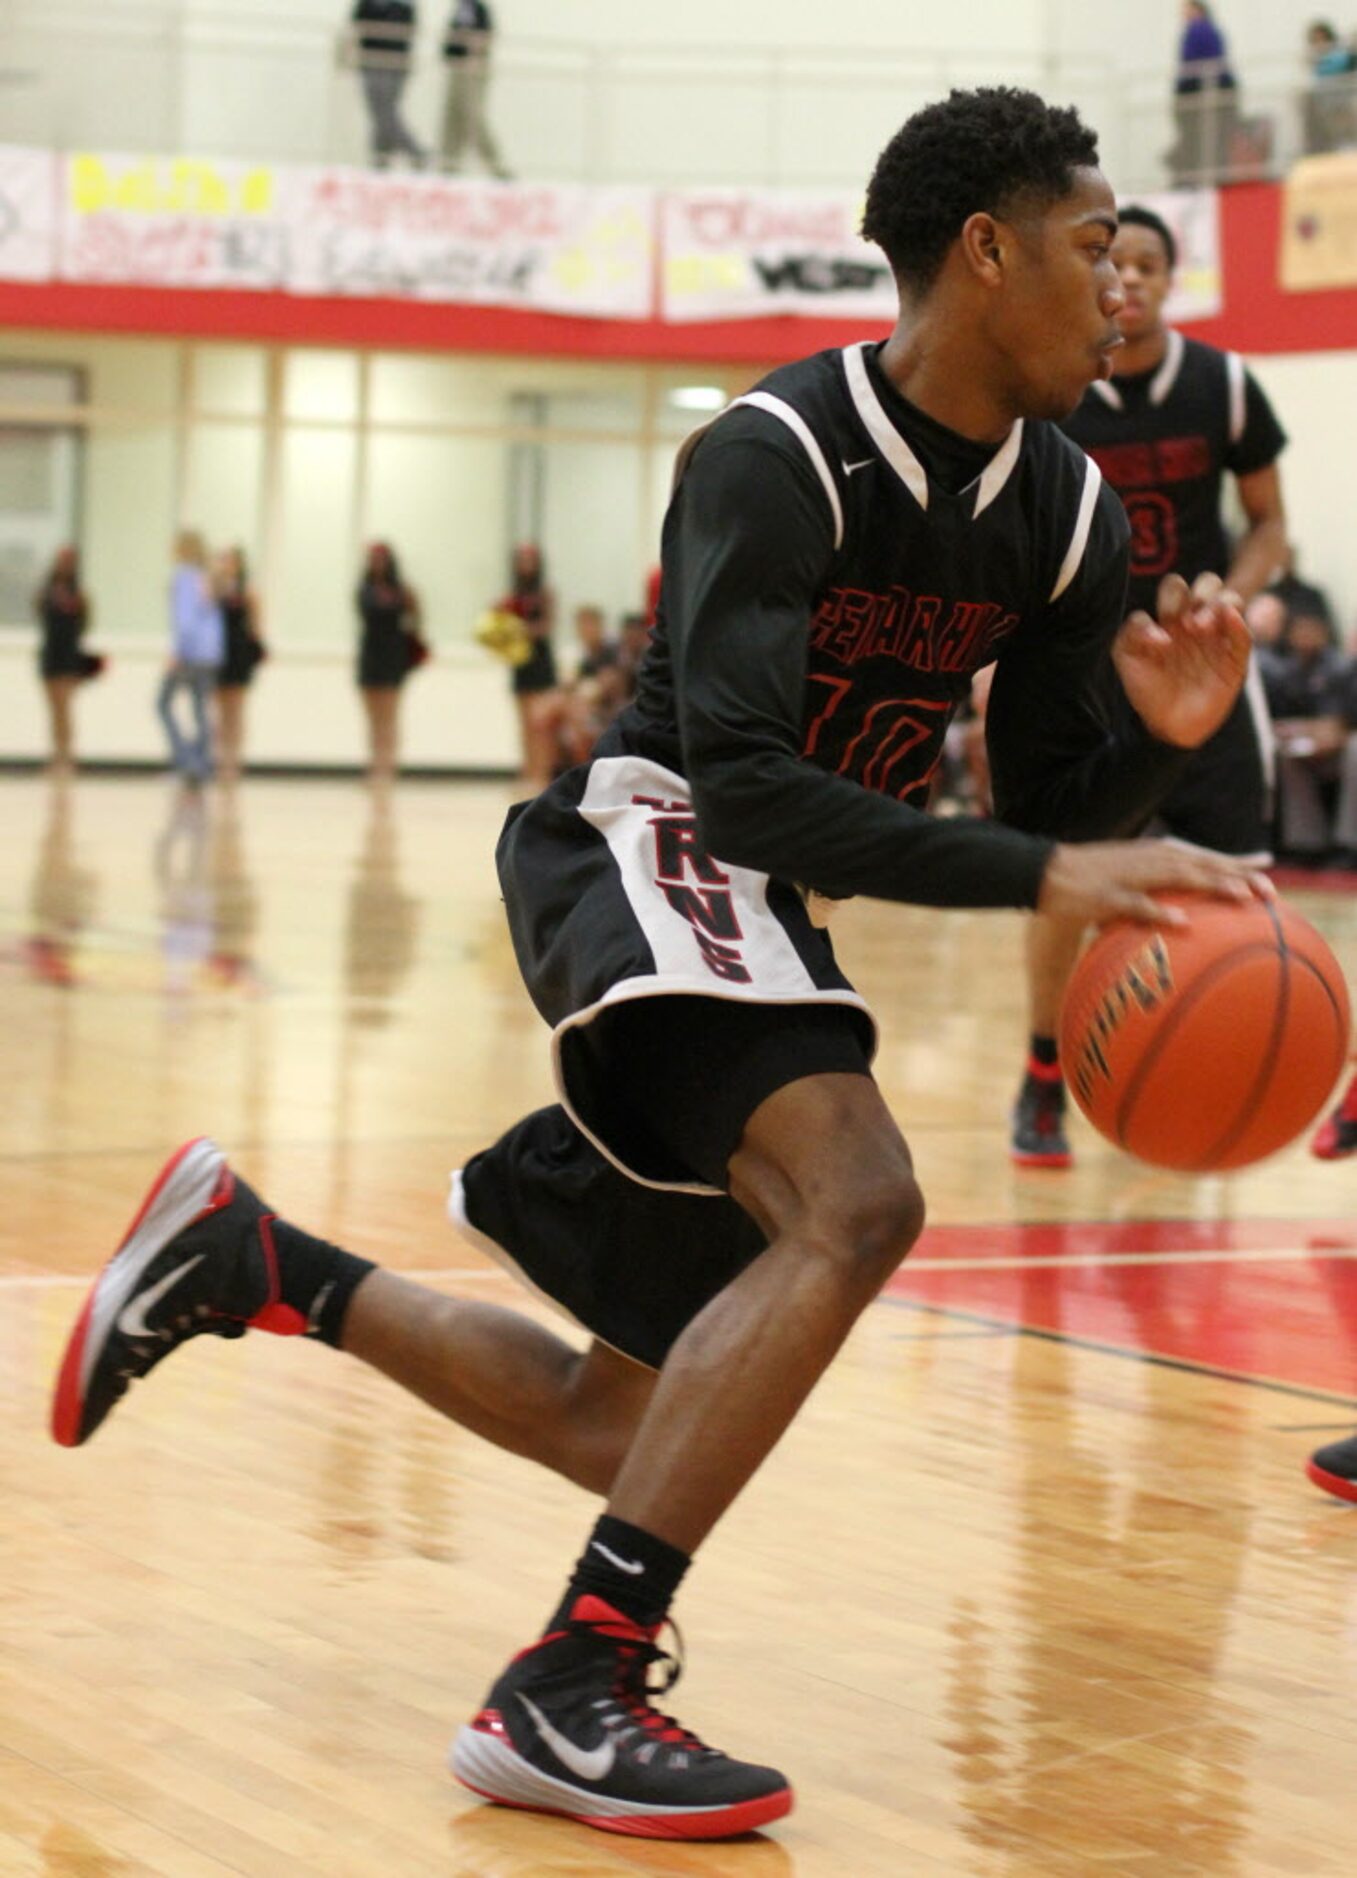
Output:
top-left (213, 547), bottom-right (264, 786)
top-left (35, 546), bottom-right (90, 773)
top-left (502, 541), bottom-right (564, 792)
top-left (356, 542), bottom-right (421, 784)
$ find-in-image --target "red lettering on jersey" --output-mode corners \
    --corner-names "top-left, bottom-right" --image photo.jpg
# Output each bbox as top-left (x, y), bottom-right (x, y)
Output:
top-left (1153, 435), bottom-right (1211, 482)
top-left (934, 599), bottom-right (1019, 672)
top-left (1090, 442), bottom-right (1156, 487)
top-left (1091, 435), bottom-right (1211, 490)
top-left (649, 814), bottom-right (730, 886)
top-left (644, 810), bottom-right (752, 984)
top-left (692, 932), bottom-right (752, 983)
top-left (660, 883), bottom-right (745, 942)
top-left (811, 584), bottom-right (1018, 676)
top-left (1125, 491), bottom-right (1178, 577)
top-left (802, 674), bottom-right (853, 757)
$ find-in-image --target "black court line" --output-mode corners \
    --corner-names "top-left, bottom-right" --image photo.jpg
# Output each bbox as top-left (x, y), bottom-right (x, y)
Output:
top-left (878, 1293), bottom-right (1357, 1410)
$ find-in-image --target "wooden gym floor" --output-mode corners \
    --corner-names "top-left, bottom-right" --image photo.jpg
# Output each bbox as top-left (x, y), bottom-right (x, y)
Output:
top-left (3, 771), bottom-right (1357, 1878)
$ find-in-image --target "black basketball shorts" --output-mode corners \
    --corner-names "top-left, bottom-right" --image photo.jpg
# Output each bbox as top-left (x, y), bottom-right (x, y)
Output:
top-left (446, 753), bottom-right (880, 1366)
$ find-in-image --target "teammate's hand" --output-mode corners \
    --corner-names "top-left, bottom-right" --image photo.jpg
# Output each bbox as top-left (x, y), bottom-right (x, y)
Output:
top-left (1111, 572), bottom-right (1251, 749)
top-left (1036, 838), bottom-right (1274, 928)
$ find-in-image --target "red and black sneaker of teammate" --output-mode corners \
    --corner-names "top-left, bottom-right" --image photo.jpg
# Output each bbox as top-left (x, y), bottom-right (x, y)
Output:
top-left (1307, 1435), bottom-right (1357, 1505)
top-left (1010, 1060), bottom-right (1072, 1168)
top-left (1310, 1072), bottom-right (1357, 1160)
top-left (51, 1137), bottom-right (299, 1447)
top-left (451, 1594), bottom-right (792, 1839)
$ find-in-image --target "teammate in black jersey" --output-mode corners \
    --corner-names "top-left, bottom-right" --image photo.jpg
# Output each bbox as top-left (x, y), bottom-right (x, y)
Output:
top-left (1010, 201), bottom-right (1289, 1165)
top-left (52, 91), bottom-right (1272, 1841)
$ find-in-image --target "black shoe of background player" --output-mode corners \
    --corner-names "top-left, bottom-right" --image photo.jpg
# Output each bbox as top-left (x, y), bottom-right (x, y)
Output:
top-left (1307, 1434), bottom-right (1357, 1505)
top-left (1010, 1070), bottom-right (1072, 1169)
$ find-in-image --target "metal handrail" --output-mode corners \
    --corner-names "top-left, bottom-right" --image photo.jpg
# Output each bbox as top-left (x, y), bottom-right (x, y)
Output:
top-left (1, 10), bottom-right (1353, 189)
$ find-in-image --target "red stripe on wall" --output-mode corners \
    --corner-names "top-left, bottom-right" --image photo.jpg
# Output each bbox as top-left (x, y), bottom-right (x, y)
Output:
top-left (0, 181), bottom-right (1352, 362)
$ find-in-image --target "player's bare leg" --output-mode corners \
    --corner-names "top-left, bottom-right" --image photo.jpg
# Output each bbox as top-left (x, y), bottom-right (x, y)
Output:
top-left (1011, 911), bottom-right (1085, 1167)
top-left (604, 1070), bottom-right (922, 1547)
top-left (344, 1278), bottom-right (654, 1492)
top-left (451, 1069), bottom-right (922, 1836)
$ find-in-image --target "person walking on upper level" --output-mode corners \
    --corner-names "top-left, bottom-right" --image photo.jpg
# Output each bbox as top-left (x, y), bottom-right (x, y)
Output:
top-left (159, 531), bottom-right (224, 788)
top-left (440, 1), bottom-right (511, 178)
top-left (352, 0), bottom-right (428, 169)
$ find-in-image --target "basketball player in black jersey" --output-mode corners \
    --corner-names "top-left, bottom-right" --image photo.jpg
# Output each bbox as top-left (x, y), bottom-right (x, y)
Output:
top-left (1010, 201), bottom-right (1289, 1165)
top-left (51, 91), bottom-right (1272, 1840)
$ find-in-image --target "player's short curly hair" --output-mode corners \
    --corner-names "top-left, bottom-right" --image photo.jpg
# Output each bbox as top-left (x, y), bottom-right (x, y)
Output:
top-left (1115, 204), bottom-right (1178, 271)
top-left (862, 88), bottom-right (1101, 294)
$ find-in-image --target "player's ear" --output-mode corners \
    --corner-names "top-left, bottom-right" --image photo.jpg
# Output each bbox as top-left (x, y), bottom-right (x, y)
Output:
top-left (959, 212), bottom-right (1005, 285)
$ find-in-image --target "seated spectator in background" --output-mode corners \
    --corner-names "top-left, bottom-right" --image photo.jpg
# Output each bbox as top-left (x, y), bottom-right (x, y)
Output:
top-left (1303, 20), bottom-right (1357, 153)
top-left (562, 604), bottom-right (624, 763)
top-left (441, 1), bottom-right (511, 178)
top-left (1262, 604), bottom-right (1357, 862)
top-left (351, 0), bottom-right (427, 169)
top-left (1170, 1), bottom-right (1239, 184)
top-left (614, 610), bottom-right (652, 707)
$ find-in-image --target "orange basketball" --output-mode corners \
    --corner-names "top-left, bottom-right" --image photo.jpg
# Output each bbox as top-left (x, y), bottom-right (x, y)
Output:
top-left (1058, 894), bottom-right (1351, 1171)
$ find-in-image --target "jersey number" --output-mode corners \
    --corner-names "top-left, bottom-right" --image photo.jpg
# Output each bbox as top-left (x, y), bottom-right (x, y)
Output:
top-left (1125, 492), bottom-right (1178, 579)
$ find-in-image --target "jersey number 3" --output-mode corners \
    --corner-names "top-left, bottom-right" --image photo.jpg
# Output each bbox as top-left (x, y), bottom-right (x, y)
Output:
top-left (1125, 492), bottom-right (1178, 579)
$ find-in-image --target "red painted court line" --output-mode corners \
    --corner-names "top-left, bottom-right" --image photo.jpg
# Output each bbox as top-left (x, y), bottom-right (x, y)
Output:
top-left (887, 1220), bottom-right (1357, 1398)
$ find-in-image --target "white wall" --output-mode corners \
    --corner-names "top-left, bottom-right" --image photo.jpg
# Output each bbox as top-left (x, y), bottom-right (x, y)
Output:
top-left (1248, 351), bottom-right (1357, 628)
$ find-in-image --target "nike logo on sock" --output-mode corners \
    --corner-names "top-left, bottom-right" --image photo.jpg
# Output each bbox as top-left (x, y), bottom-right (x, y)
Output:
top-left (117, 1256), bottom-right (206, 1339)
top-left (517, 1693), bottom-right (616, 1782)
top-left (306, 1280), bottom-right (336, 1337)
top-left (589, 1539), bottom-right (645, 1575)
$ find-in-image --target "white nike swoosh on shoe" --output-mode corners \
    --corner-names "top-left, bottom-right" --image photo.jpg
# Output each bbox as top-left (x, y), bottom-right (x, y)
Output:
top-left (516, 1693), bottom-right (616, 1783)
top-left (117, 1255), bottom-right (206, 1339)
top-left (589, 1539), bottom-right (645, 1575)
top-left (842, 457), bottom-right (874, 475)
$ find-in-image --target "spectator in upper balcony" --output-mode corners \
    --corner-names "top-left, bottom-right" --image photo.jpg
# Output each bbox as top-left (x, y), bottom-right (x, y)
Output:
top-left (1302, 21), bottom-right (1357, 154)
top-left (1169, 1), bottom-right (1239, 186)
top-left (351, 0), bottom-right (428, 169)
top-left (441, 1), bottom-right (512, 179)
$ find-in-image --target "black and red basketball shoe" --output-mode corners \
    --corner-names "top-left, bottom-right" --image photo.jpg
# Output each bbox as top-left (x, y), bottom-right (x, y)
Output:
top-left (52, 1137), bottom-right (301, 1447)
top-left (1010, 1063), bottom-right (1071, 1169)
top-left (1310, 1074), bottom-right (1357, 1160)
top-left (451, 1594), bottom-right (792, 1840)
top-left (1306, 1434), bottom-right (1357, 1505)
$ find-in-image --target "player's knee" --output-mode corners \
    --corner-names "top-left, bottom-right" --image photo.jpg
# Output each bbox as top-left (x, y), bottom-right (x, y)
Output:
top-left (815, 1166), bottom-right (925, 1289)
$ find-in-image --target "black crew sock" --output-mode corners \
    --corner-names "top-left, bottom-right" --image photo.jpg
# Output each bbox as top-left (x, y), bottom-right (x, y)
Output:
top-left (549, 1514), bottom-right (692, 1631)
top-left (1029, 1032), bottom-right (1059, 1069)
top-left (268, 1218), bottom-right (375, 1347)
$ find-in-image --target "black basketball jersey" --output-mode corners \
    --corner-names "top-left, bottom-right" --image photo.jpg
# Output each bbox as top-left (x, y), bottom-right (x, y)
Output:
top-left (600, 341), bottom-right (1191, 911)
top-left (1062, 330), bottom-right (1286, 615)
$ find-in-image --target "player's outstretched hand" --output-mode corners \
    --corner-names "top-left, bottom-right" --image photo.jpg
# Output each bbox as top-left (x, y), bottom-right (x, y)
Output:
top-left (1112, 572), bottom-right (1251, 749)
top-left (1037, 839), bottom-right (1274, 928)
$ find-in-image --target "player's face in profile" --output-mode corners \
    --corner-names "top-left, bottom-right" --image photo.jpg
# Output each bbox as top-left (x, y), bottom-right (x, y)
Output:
top-left (999, 166), bottom-right (1125, 421)
top-left (1110, 225), bottom-right (1173, 343)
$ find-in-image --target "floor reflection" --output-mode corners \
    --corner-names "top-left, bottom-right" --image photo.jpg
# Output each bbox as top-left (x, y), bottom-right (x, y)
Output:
top-left (344, 789), bottom-right (420, 1022)
top-left (945, 1259), bottom-right (1255, 1873)
top-left (23, 774), bottom-right (97, 987)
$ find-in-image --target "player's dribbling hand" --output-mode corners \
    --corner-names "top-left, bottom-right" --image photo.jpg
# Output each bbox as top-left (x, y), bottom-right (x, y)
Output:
top-left (1037, 839), bottom-right (1274, 928)
top-left (1111, 572), bottom-right (1251, 749)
